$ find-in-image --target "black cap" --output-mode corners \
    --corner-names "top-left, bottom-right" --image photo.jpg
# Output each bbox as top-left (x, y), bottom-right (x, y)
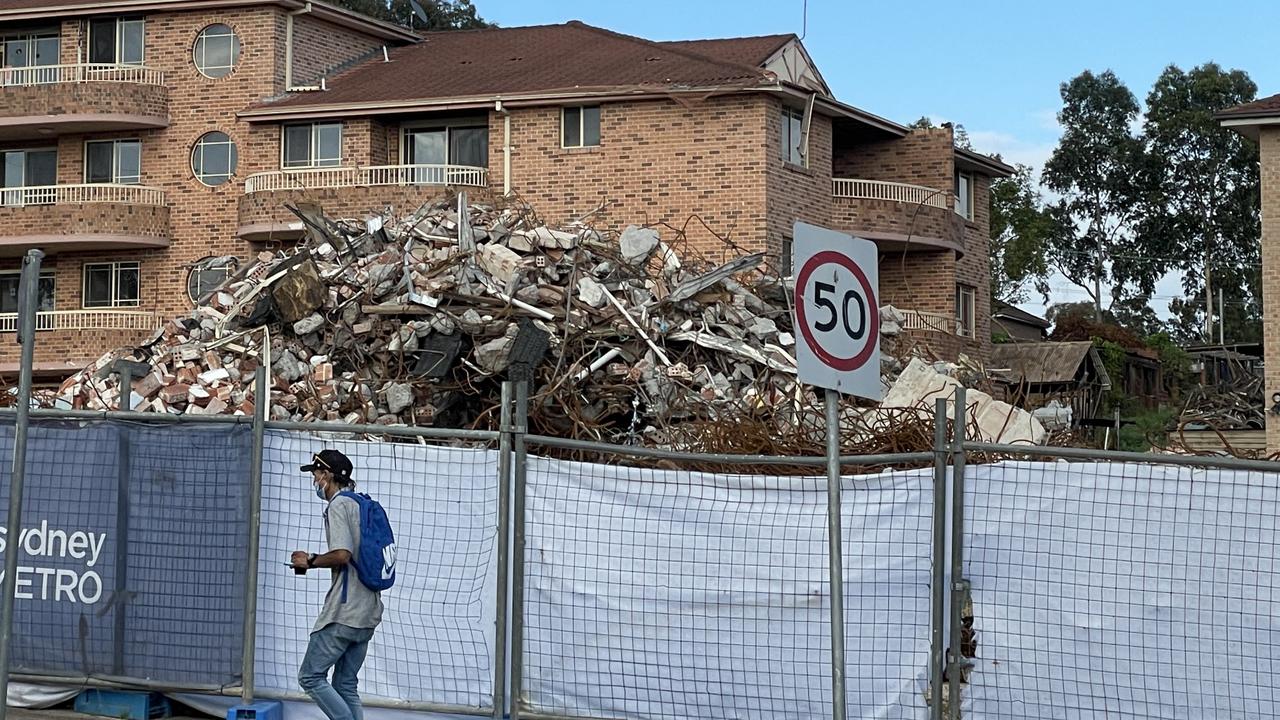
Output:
top-left (301, 449), bottom-right (353, 482)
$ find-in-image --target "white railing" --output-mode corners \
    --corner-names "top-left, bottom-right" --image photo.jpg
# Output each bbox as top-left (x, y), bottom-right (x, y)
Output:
top-left (0, 310), bottom-right (159, 333)
top-left (832, 178), bottom-right (950, 209)
top-left (244, 164), bottom-right (489, 194)
top-left (0, 63), bottom-right (164, 87)
top-left (901, 309), bottom-right (959, 335)
top-left (0, 184), bottom-right (166, 208)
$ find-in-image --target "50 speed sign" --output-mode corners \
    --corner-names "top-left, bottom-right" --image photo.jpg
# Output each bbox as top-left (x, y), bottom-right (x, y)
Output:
top-left (792, 222), bottom-right (881, 399)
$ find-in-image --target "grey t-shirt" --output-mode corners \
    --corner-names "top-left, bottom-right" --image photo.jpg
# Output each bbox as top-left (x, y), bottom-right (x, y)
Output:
top-left (313, 494), bottom-right (384, 633)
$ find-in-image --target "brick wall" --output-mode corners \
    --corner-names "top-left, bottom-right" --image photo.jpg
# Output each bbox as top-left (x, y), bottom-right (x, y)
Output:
top-left (492, 96), bottom-right (770, 264)
top-left (764, 97), bottom-right (833, 269)
top-left (0, 82), bottom-right (169, 124)
top-left (0, 202), bottom-right (169, 241)
top-left (289, 12), bottom-right (385, 87)
top-left (834, 127), bottom-right (955, 200)
top-left (1259, 127), bottom-right (1280, 453)
top-left (0, 7), bottom-right (390, 370)
top-left (829, 197), bottom-right (963, 248)
top-left (238, 184), bottom-right (497, 234)
top-left (956, 174), bottom-right (992, 362)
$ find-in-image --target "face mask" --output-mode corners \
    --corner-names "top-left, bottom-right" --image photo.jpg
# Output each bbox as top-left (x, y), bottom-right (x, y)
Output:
top-left (314, 482), bottom-right (327, 501)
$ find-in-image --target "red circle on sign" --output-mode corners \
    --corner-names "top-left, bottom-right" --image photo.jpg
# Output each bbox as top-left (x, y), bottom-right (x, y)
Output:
top-left (795, 250), bottom-right (880, 372)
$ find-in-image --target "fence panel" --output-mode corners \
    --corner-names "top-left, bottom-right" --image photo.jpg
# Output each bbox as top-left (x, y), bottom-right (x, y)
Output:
top-left (962, 460), bottom-right (1280, 719)
top-left (0, 419), bottom-right (251, 685)
top-left (519, 453), bottom-right (935, 720)
top-left (254, 431), bottom-right (501, 711)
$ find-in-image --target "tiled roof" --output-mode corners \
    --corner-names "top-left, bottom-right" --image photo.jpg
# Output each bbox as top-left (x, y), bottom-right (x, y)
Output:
top-left (658, 35), bottom-right (793, 68)
top-left (249, 21), bottom-right (777, 112)
top-left (1218, 92), bottom-right (1280, 118)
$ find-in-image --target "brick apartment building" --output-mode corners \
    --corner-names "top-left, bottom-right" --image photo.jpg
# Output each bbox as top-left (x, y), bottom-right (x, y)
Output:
top-left (0, 0), bottom-right (1010, 381)
top-left (1221, 94), bottom-right (1280, 452)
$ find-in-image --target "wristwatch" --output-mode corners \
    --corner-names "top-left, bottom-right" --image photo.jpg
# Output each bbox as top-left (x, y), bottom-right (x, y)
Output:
top-left (307, 553), bottom-right (318, 569)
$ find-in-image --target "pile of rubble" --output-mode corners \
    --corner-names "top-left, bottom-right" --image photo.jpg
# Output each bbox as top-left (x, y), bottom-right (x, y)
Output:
top-left (51, 192), bottom-right (1044, 452)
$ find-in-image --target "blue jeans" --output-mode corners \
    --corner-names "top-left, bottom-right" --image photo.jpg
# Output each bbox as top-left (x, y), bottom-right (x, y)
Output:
top-left (298, 623), bottom-right (376, 720)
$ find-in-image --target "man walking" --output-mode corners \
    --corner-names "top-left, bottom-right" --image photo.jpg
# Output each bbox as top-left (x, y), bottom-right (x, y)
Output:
top-left (291, 449), bottom-right (383, 720)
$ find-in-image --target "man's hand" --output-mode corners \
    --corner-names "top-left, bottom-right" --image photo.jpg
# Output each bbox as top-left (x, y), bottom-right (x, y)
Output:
top-left (290, 550), bottom-right (310, 569)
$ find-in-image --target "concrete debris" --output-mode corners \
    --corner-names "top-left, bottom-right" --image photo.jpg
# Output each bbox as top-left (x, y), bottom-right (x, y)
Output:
top-left (882, 358), bottom-right (1047, 445)
top-left (48, 192), bottom-right (1035, 452)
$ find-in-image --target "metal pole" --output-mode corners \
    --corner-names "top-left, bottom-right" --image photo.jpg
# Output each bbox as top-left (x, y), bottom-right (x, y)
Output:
top-left (0, 248), bottom-right (44, 720)
top-left (1113, 407), bottom-right (1122, 452)
top-left (947, 387), bottom-right (968, 720)
top-left (509, 381), bottom-right (529, 720)
top-left (929, 397), bottom-right (947, 720)
top-left (112, 365), bottom-right (132, 676)
top-left (1219, 287), bottom-right (1225, 345)
top-left (825, 388), bottom-right (847, 720)
top-left (493, 382), bottom-right (513, 720)
top-left (240, 367), bottom-right (268, 705)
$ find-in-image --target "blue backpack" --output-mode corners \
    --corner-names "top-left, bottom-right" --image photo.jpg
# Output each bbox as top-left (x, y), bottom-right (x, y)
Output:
top-left (337, 491), bottom-right (397, 593)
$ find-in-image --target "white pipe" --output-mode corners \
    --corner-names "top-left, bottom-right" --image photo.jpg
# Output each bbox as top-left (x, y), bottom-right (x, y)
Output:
top-left (496, 100), bottom-right (511, 196)
top-left (284, 2), bottom-right (313, 91)
top-left (574, 347), bottom-right (623, 382)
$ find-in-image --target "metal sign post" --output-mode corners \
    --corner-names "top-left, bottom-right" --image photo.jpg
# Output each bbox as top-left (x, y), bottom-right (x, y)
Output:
top-left (792, 222), bottom-right (880, 720)
top-left (0, 249), bottom-right (44, 720)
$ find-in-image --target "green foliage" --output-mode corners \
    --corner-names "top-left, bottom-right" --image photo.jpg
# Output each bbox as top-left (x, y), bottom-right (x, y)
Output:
top-left (909, 116), bottom-right (935, 129)
top-left (1138, 62), bottom-right (1260, 344)
top-left (1042, 70), bottom-right (1147, 312)
top-left (991, 330), bottom-right (1012, 344)
top-left (1118, 404), bottom-right (1176, 452)
top-left (989, 164), bottom-right (1052, 304)
top-left (330, 0), bottom-right (493, 29)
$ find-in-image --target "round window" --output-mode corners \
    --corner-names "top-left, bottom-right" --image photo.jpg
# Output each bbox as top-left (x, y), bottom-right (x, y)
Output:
top-left (191, 131), bottom-right (238, 186)
top-left (193, 24), bottom-right (239, 79)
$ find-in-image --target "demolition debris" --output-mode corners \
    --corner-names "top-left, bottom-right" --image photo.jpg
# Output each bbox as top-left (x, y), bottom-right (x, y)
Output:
top-left (49, 193), bottom-right (1045, 454)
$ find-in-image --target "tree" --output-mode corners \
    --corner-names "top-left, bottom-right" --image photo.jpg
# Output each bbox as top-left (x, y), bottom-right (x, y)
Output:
top-left (989, 164), bottom-right (1052, 304)
top-left (1137, 63), bottom-right (1260, 344)
top-left (331, 0), bottom-right (492, 29)
top-left (1041, 70), bottom-right (1148, 320)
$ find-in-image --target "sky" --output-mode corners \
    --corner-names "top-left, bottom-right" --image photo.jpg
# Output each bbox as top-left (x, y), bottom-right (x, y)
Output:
top-left (477, 0), bottom-right (1280, 318)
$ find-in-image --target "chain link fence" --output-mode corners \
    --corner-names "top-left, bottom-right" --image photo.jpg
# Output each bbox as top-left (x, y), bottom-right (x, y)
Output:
top-left (0, 391), bottom-right (1278, 720)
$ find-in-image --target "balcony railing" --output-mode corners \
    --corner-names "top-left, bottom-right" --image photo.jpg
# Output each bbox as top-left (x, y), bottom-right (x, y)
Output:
top-left (0, 184), bottom-right (166, 207)
top-left (0, 310), bottom-right (160, 333)
top-left (0, 63), bottom-right (164, 87)
top-left (832, 178), bottom-right (950, 209)
top-left (244, 164), bottom-right (489, 194)
top-left (901, 309), bottom-right (959, 335)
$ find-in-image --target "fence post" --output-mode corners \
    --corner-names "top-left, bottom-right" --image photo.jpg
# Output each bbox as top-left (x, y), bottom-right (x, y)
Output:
top-left (493, 381), bottom-right (514, 720)
top-left (111, 364), bottom-right (133, 677)
top-left (825, 389), bottom-right (847, 720)
top-left (0, 249), bottom-right (44, 720)
top-left (509, 380), bottom-right (529, 720)
top-left (947, 387), bottom-right (969, 720)
top-left (929, 397), bottom-right (948, 720)
top-left (240, 366), bottom-right (268, 704)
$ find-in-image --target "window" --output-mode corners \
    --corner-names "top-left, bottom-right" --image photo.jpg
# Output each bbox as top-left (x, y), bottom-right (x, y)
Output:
top-left (403, 124), bottom-right (489, 181)
top-left (955, 171), bottom-right (974, 221)
top-left (89, 17), bottom-right (144, 65)
top-left (561, 106), bottom-right (600, 148)
top-left (283, 123), bottom-right (342, 168)
top-left (1, 148), bottom-right (56, 205)
top-left (187, 256), bottom-right (238, 303)
top-left (780, 237), bottom-right (794, 277)
top-left (1, 30), bottom-right (59, 84)
top-left (191, 131), bottom-right (237, 186)
top-left (781, 106), bottom-right (805, 165)
top-left (193, 24), bottom-right (239, 79)
top-left (0, 271), bottom-right (55, 314)
top-left (83, 262), bottom-right (140, 308)
top-left (956, 284), bottom-right (976, 339)
top-left (85, 139), bottom-right (141, 184)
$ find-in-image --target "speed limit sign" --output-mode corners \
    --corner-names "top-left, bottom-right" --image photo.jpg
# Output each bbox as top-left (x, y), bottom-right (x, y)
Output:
top-left (792, 222), bottom-right (881, 399)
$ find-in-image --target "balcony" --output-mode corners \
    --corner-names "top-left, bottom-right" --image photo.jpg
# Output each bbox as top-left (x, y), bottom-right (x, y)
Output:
top-left (901, 309), bottom-right (959, 335)
top-left (238, 164), bottom-right (490, 241)
top-left (0, 309), bottom-right (159, 333)
top-left (0, 64), bottom-right (168, 141)
top-left (0, 184), bottom-right (170, 255)
top-left (831, 178), bottom-right (965, 255)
